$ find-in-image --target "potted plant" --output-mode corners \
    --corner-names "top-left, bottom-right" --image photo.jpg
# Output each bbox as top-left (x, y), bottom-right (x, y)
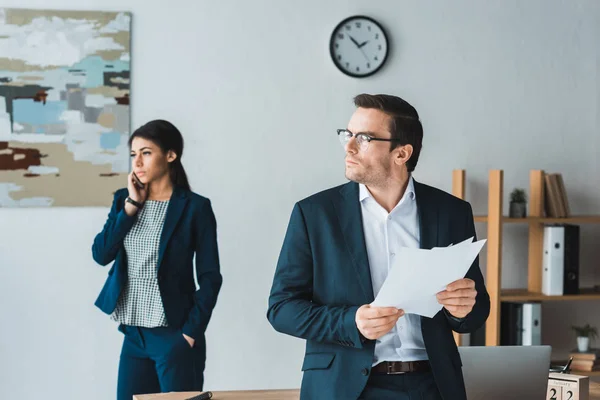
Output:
top-left (509, 188), bottom-right (527, 218)
top-left (571, 324), bottom-right (598, 352)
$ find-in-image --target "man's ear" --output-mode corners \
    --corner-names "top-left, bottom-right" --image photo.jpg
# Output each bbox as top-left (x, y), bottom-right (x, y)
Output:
top-left (394, 144), bottom-right (413, 167)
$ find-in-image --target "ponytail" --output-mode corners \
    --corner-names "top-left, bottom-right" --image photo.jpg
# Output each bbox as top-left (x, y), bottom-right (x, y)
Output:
top-left (170, 158), bottom-right (191, 192)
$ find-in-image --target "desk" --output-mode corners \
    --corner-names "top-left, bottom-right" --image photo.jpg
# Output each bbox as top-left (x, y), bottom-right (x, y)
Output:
top-left (137, 385), bottom-right (600, 400)
top-left (592, 384), bottom-right (600, 398)
top-left (591, 377), bottom-right (600, 398)
top-left (133, 390), bottom-right (300, 400)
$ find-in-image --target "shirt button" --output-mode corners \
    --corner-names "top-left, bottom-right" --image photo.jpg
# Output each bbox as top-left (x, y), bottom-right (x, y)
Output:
top-left (390, 253), bottom-right (395, 257)
top-left (388, 216), bottom-right (392, 220)
top-left (361, 368), bottom-right (369, 376)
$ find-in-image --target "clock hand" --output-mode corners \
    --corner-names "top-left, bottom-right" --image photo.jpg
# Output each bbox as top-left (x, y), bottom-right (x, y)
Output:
top-left (348, 34), bottom-right (369, 62)
top-left (358, 46), bottom-right (370, 62)
top-left (358, 40), bottom-right (369, 48)
top-left (348, 35), bottom-right (361, 48)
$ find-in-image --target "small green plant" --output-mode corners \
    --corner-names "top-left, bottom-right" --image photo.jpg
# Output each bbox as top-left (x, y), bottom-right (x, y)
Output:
top-left (510, 188), bottom-right (527, 203)
top-left (571, 324), bottom-right (599, 339)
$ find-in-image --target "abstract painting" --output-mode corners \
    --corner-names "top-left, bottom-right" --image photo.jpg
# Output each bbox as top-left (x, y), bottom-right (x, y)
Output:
top-left (0, 8), bottom-right (131, 207)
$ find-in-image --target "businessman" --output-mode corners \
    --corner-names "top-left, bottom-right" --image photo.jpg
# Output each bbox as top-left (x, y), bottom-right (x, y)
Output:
top-left (267, 94), bottom-right (489, 400)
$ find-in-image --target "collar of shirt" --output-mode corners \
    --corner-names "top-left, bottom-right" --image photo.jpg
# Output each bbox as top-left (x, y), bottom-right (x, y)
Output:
top-left (359, 176), bottom-right (416, 207)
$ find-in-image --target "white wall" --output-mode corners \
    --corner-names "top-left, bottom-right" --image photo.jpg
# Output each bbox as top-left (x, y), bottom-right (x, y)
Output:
top-left (1, 0), bottom-right (599, 398)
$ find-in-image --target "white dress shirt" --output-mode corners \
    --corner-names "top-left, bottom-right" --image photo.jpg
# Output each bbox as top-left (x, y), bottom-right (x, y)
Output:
top-left (359, 177), bottom-right (428, 365)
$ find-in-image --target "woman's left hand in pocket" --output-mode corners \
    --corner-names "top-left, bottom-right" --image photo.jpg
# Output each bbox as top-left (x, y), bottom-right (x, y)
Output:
top-left (182, 333), bottom-right (195, 348)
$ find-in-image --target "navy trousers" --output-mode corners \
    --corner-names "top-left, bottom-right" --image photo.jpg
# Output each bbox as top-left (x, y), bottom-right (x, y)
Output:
top-left (358, 371), bottom-right (443, 400)
top-left (116, 325), bottom-right (205, 400)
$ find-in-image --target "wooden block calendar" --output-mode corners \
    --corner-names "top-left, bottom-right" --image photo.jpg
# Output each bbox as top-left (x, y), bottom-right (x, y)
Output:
top-left (548, 373), bottom-right (589, 400)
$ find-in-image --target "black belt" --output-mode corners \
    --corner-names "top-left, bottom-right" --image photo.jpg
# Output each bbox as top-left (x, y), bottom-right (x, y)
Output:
top-left (371, 360), bottom-right (431, 375)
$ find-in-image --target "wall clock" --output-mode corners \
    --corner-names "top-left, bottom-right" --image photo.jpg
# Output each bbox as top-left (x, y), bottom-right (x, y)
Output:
top-left (329, 15), bottom-right (389, 78)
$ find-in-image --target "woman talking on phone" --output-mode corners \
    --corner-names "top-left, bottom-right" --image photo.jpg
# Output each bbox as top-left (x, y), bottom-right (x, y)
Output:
top-left (91, 120), bottom-right (222, 400)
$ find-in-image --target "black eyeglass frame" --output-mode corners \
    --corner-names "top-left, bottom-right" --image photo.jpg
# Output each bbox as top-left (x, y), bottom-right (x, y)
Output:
top-left (336, 129), bottom-right (404, 145)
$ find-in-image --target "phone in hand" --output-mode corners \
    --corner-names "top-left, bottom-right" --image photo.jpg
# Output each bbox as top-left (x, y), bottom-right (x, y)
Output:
top-left (132, 172), bottom-right (145, 189)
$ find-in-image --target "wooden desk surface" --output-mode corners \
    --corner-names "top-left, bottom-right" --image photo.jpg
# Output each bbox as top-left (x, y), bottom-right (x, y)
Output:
top-left (133, 389), bottom-right (300, 400)
top-left (203, 390), bottom-right (299, 400)
top-left (137, 384), bottom-right (600, 400)
top-left (591, 379), bottom-right (600, 398)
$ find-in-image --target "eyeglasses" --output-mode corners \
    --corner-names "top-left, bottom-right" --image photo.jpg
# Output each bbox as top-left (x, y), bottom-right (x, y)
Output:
top-left (337, 129), bottom-right (404, 152)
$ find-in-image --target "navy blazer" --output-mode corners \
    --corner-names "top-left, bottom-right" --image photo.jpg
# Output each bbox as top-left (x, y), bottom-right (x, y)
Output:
top-left (92, 186), bottom-right (222, 341)
top-left (267, 180), bottom-right (490, 400)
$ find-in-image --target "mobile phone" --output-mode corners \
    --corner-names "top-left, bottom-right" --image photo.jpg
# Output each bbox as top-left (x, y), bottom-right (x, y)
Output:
top-left (132, 172), bottom-right (145, 189)
top-left (186, 392), bottom-right (212, 400)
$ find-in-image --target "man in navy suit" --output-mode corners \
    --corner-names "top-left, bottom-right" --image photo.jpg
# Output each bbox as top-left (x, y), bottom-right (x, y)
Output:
top-left (267, 94), bottom-right (489, 400)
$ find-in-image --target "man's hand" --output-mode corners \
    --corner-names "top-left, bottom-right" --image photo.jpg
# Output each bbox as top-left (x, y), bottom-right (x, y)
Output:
top-left (437, 278), bottom-right (477, 319)
top-left (355, 305), bottom-right (404, 340)
top-left (182, 333), bottom-right (195, 348)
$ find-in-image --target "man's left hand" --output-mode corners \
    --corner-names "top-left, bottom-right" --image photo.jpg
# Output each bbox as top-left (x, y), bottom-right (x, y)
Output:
top-left (437, 278), bottom-right (476, 319)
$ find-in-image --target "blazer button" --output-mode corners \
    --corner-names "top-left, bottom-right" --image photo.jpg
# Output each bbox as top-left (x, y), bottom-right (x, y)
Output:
top-left (361, 368), bottom-right (369, 376)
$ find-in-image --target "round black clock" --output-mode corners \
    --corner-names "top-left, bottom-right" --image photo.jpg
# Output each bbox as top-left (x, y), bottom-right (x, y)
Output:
top-left (329, 16), bottom-right (389, 78)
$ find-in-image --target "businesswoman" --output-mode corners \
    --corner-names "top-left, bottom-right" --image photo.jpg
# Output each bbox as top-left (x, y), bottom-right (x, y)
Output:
top-left (91, 120), bottom-right (222, 400)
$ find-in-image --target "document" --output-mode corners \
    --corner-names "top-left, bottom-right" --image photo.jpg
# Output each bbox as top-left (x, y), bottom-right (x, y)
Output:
top-left (371, 237), bottom-right (486, 318)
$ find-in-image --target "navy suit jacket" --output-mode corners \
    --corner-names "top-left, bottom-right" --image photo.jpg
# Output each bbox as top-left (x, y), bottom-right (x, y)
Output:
top-left (267, 180), bottom-right (490, 400)
top-left (92, 186), bottom-right (222, 341)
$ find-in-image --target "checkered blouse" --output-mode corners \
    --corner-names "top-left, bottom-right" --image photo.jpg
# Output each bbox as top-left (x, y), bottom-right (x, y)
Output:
top-left (111, 200), bottom-right (170, 327)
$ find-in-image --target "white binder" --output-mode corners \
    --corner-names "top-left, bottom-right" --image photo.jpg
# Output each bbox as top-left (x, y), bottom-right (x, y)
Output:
top-left (542, 226), bottom-right (564, 296)
top-left (521, 303), bottom-right (542, 345)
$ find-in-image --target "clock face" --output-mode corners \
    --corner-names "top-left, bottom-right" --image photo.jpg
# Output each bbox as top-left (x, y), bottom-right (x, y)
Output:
top-left (330, 16), bottom-right (389, 78)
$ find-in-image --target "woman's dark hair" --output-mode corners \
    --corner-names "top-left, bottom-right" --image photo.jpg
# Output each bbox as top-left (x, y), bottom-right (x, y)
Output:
top-left (128, 119), bottom-right (191, 191)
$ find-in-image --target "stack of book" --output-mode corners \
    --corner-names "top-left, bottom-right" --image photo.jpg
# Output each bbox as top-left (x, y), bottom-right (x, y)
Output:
top-left (569, 349), bottom-right (600, 372)
top-left (544, 172), bottom-right (571, 217)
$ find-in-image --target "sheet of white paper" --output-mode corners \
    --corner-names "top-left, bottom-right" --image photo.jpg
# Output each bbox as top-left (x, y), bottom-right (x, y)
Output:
top-left (371, 239), bottom-right (486, 318)
top-left (431, 236), bottom-right (475, 251)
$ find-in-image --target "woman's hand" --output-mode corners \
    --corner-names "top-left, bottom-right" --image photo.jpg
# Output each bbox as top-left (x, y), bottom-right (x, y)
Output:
top-left (182, 333), bottom-right (195, 348)
top-left (124, 172), bottom-right (148, 216)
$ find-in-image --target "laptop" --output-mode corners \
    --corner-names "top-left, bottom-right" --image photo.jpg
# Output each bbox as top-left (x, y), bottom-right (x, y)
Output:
top-left (458, 345), bottom-right (552, 400)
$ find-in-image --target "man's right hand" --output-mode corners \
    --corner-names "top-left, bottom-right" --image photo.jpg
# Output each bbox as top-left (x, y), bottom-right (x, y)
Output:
top-left (355, 305), bottom-right (404, 340)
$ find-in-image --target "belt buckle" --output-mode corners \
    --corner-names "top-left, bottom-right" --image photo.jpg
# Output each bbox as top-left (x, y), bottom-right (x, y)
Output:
top-left (387, 362), bottom-right (406, 375)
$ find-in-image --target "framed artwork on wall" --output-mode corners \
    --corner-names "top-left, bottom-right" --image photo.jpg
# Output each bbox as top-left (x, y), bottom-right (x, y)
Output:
top-left (0, 8), bottom-right (131, 207)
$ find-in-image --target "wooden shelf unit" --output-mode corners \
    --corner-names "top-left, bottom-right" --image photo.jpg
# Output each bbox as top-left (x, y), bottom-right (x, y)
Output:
top-left (569, 370), bottom-right (600, 377)
top-left (552, 361), bottom-right (600, 377)
top-left (501, 288), bottom-right (600, 302)
top-left (474, 216), bottom-right (600, 224)
top-left (452, 169), bottom-right (600, 347)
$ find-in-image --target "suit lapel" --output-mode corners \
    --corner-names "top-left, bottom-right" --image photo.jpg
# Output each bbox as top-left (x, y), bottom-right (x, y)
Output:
top-left (334, 182), bottom-right (375, 303)
top-left (414, 180), bottom-right (438, 251)
top-left (157, 186), bottom-right (188, 272)
top-left (414, 180), bottom-right (439, 327)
